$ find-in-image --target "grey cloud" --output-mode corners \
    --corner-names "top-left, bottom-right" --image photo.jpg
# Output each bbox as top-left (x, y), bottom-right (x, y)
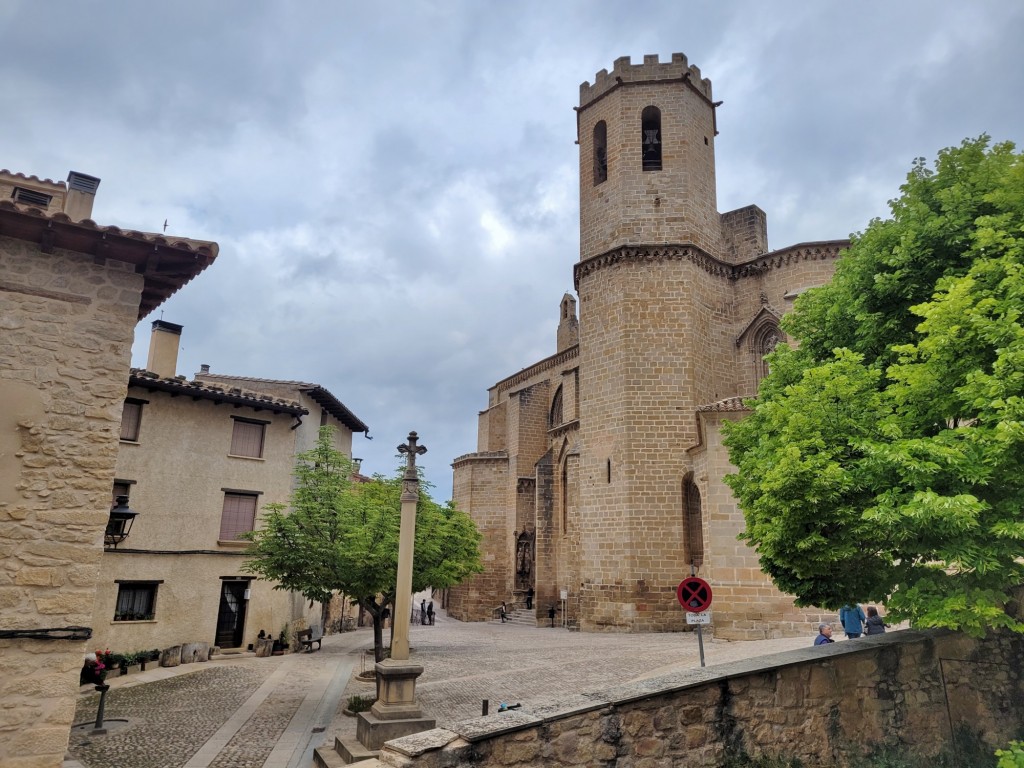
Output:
top-left (5, 0), bottom-right (1022, 494)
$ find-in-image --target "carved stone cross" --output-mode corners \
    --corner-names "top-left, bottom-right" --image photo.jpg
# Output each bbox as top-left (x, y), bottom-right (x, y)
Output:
top-left (398, 431), bottom-right (427, 476)
top-left (398, 432), bottom-right (427, 502)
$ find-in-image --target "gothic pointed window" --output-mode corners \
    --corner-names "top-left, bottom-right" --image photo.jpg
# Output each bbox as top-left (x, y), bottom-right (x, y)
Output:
top-left (641, 106), bottom-right (662, 171)
top-left (593, 121), bottom-right (608, 184)
top-left (561, 460), bottom-right (569, 535)
top-left (754, 324), bottom-right (783, 384)
top-left (683, 477), bottom-right (704, 568)
top-left (549, 385), bottom-right (563, 428)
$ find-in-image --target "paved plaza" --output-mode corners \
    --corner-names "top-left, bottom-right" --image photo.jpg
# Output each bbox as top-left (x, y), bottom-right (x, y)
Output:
top-left (66, 610), bottom-right (818, 767)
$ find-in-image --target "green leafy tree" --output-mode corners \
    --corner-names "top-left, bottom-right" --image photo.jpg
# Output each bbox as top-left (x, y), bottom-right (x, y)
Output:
top-left (725, 137), bottom-right (1024, 635)
top-left (243, 427), bottom-right (482, 660)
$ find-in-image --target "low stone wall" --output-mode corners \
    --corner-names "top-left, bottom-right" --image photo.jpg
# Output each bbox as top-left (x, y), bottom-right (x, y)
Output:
top-left (374, 628), bottom-right (1024, 767)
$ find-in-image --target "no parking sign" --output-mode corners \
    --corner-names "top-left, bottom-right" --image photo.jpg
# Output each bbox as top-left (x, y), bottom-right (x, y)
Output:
top-left (676, 577), bottom-right (712, 612)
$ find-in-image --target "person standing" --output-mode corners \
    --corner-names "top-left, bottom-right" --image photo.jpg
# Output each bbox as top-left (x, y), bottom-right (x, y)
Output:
top-left (500, 601), bottom-right (507, 623)
top-left (548, 604), bottom-right (556, 628)
top-left (427, 601), bottom-right (434, 626)
top-left (864, 605), bottom-right (886, 635)
top-left (525, 587), bottom-right (534, 610)
top-left (814, 623), bottom-right (834, 645)
top-left (839, 604), bottom-right (866, 639)
top-left (420, 599), bottom-right (427, 625)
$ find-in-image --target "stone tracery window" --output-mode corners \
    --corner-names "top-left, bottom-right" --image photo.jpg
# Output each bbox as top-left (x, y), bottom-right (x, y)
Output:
top-left (753, 324), bottom-right (782, 384)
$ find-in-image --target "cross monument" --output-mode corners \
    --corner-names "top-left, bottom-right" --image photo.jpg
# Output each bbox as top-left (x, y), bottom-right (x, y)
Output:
top-left (350, 431), bottom-right (436, 756)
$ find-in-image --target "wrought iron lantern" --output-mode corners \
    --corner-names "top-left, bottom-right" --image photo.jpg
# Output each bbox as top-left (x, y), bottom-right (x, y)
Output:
top-left (105, 495), bottom-right (139, 548)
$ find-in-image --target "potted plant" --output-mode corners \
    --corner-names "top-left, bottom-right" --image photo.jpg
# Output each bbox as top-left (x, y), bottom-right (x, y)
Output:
top-left (272, 623), bottom-right (290, 655)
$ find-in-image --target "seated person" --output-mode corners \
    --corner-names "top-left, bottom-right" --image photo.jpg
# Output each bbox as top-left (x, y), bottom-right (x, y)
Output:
top-left (80, 653), bottom-right (105, 686)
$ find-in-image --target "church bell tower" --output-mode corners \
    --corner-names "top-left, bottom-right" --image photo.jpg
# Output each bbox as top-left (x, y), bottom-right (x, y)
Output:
top-left (572, 53), bottom-right (725, 632)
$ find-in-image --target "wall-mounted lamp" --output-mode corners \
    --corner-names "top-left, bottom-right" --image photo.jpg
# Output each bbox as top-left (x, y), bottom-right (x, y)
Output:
top-left (105, 496), bottom-right (139, 548)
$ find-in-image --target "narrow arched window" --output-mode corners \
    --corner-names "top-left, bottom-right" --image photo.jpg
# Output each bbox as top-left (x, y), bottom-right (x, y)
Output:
top-left (561, 460), bottom-right (569, 534)
top-left (593, 121), bottom-right (608, 185)
top-left (641, 106), bottom-right (662, 171)
top-left (683, 477), bottom-right (704, 568)
top-left (753, 324), bottom-right (782, 385)
top-left (549, 386), bottom-right (563, 428)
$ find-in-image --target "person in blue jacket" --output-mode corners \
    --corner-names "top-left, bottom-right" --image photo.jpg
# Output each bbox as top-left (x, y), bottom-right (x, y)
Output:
top-left (839, 604), bottom-right (866, 639)
top-left (814, 623), bottom-right (834, 645)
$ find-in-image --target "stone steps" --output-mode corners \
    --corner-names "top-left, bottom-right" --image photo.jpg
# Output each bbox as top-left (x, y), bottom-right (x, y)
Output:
top-left (491, 609), bottom-right (538, 627)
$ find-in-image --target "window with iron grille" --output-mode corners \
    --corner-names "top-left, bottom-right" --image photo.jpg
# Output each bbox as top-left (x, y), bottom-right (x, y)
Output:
top-left (230, 418), bottom-right (266, 458)
top-left (120, 399), bottom-right (144, 441)
top-left (114, 581), bottom-right (159, 621)
top-left (220, 492), bottom-right (259, 540)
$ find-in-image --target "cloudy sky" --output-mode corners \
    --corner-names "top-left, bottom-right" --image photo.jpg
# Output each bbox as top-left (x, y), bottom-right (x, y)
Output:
top-left (4, 2), bottom-right (1023, 496)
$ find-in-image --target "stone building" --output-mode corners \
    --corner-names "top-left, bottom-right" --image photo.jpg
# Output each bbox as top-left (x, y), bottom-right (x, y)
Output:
top-left (0, 169), bottom-right (216, 765)
top-left (88, 321), bottom-right (369, 654)
top-left (450, 53), bottom-right (846, 639)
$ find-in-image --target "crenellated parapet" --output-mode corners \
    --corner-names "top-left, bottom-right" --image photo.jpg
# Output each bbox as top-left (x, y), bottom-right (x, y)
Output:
top-left (579, 52), bottom-right (712, 110)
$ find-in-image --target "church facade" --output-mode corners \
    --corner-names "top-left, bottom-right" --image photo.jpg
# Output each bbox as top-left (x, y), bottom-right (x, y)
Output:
top-left (450, 53), bottom-right (846, 639)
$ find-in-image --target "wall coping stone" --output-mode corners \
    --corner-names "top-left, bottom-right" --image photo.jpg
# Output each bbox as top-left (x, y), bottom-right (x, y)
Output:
top-left (451, 451), bottom-right (509, 467)
top-left (385, 728), bottom-right (460, 757)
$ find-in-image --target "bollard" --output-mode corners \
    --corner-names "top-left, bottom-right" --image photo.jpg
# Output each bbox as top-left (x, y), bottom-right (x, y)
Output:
top-left (93, 684), bottom-right (111, 734)
top-left (482, 699), bottom-right (489, 716)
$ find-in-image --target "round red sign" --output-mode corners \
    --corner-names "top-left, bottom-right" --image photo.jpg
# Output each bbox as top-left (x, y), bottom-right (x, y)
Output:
top-left (677, 577), bottom-right (712, 612)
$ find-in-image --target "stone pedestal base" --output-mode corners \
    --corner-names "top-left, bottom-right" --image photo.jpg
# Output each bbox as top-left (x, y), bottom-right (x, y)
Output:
top-left (355, 658), bottom-right (434, 750)
top-left (355, 711), bottom-right (436, 751)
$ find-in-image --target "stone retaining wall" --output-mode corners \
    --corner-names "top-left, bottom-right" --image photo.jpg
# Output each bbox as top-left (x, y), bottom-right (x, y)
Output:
top-left (375, 628), bottom-right (1024, 767)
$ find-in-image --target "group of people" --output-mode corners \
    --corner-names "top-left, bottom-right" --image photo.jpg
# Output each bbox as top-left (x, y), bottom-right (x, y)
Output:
top-left (815, 604), bottom-right (887, 645)
top-left (420, 599), bottom-right (435, 625)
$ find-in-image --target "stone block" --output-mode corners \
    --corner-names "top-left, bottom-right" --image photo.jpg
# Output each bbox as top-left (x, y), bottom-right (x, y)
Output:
top-left (160, 645), bottom-right (181, 667)
top-left (356, 711), bottom-right (437, 752)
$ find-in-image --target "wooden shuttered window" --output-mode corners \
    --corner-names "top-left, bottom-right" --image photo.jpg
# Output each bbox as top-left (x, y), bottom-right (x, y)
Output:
top-left (220, 493), bottom-right (258, 540)
top-left (120, 400), bottom-right (143, 441)
top-left (230, 419), bottom-right (265, 458)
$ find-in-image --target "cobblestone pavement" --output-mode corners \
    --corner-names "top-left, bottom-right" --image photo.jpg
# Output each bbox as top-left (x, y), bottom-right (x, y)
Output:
top-left (70, 665), bottom-right (271, 768)
top-left (66, 611), bottom-right (822, 767)
top-left (67, 640), bottom-right (359, 768)
top-left (327, 612), bottom-right (816, 751)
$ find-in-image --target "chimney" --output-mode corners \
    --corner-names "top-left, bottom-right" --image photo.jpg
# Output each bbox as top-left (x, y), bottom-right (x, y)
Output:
top-left (200, 364), bottom-right (210, 374)
top-left (63, 171), bottom-right (101, 222)
top-left (146, 320), bottom-right (183, 378)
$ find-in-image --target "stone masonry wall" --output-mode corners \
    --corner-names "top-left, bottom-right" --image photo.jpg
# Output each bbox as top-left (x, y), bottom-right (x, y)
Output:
top-left (375, 628), bottom-right (1024, 767)
top-left (449, 454), bottom-right (510, 621)
top-left (699, 410), bottom-right (831, 640)
top-left (0, 236), bottom-right (144, 767)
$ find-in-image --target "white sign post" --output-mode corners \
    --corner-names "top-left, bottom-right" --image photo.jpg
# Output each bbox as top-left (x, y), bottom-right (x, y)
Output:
top-left (685, 610), bottom-right (712, 625)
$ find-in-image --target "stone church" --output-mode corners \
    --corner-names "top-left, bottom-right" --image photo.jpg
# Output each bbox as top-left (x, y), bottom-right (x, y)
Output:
top-left (449, 53), bottom-right (846, 640)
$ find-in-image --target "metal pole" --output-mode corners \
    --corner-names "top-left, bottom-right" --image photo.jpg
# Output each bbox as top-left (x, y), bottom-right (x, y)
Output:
top-left (93, 684), bottom-right (110, 733)
top-left (689, 563), bottom-right (705, 667)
